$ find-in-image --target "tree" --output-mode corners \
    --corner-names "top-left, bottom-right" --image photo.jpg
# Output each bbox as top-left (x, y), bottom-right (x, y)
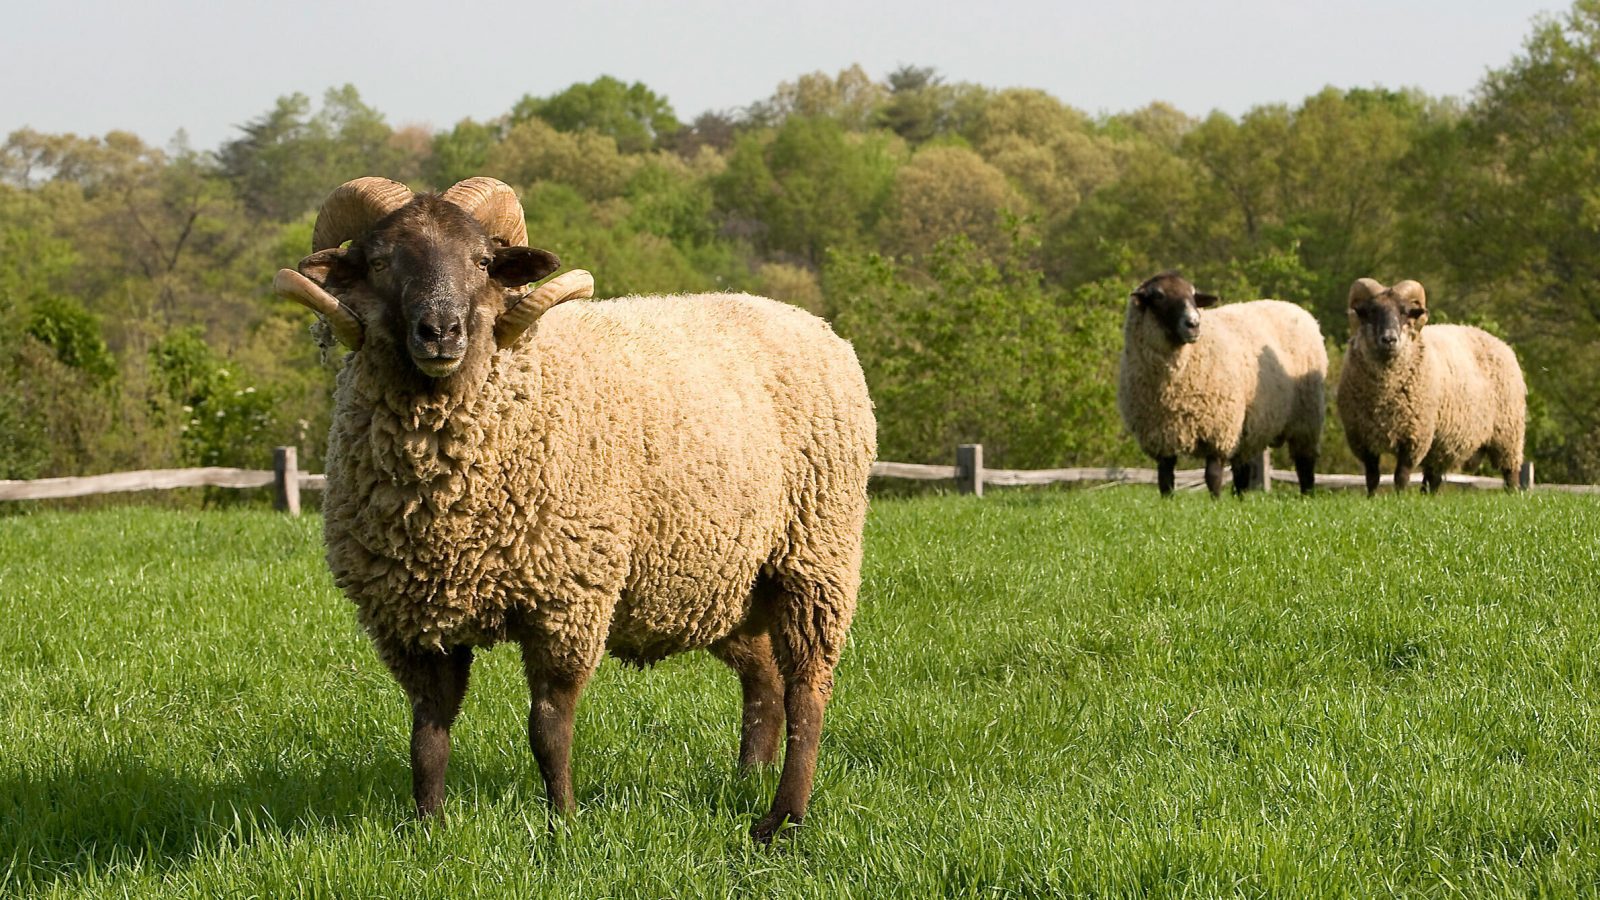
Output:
top-left (218, 85), bottom-right (415, 220)
top-left (827, 233), bottom-right (1136, 469)
top-left (715, 116), bottom-right (903, 266)
top-left (426, 118), bottom-right (497, 189)
top-left (512, 76), bottom-right (680, 154)
top-left (745, 65), bottom-right (886, 132)
top-left (879, 145), bottom-right (1020, 262)
top-left (1404, 0), bottom-right (1600, 479)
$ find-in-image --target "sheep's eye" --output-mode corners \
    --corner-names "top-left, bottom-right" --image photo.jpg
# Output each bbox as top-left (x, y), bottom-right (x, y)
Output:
top-left (478, 256), bottom-right (492, 270)
top-left (369, 258), bottom-right (388, 273)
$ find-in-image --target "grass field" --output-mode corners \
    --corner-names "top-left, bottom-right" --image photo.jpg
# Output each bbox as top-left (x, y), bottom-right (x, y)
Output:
top-left (2, 490), bottom-right (1599, 897)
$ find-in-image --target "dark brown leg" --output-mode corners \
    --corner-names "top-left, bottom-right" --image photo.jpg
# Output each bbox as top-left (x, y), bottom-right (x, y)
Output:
top-left (1204, 456), bottom-right (1224, 498)
top-left (751, 674), bottom-right (829, 843)
top-left (1294, 454), bottom-right (1316, 495)
top-left (1230, 457), bottom-right (1252, 497)
top-left (710, 626), bottom-right (785, 770)
top-left (1423, 468), bottom-right (1443, 494)
top-left (1394, 444), bottom-right (1414, 493)
top-left (378, 642), bottom-right (473, 818)
top-left (1157, 456), bottom-right (1177, 497)
top-left (1361, 453), bottom-right (1382, 496)
top-left (751, 579), bottom-right (845, 843)
top-left (521, 653), bottom-right (591, 816)
top-left (1503, 467), bottom-right (1518, 491)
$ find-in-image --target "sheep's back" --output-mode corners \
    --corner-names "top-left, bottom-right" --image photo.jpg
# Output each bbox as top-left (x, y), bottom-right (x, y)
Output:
top-left (1204, 301), bottom-right (1327, 455)
top-left (538, 293), bottom-right (875, 661)
top-left (1420, 324), bottom-right (1525, 467)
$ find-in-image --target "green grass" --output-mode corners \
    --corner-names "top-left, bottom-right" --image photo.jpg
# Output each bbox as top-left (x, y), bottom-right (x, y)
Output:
top-left (2, 490), bottom-right (1599, 897)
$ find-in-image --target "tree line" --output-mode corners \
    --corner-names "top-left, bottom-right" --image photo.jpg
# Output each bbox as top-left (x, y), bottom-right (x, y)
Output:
top-left (3, 0), bottom-right (1598, 487)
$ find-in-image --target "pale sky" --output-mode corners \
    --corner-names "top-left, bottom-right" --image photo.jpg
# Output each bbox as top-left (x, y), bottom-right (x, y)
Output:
top-left (0, 0), bottom-right (1561, 152)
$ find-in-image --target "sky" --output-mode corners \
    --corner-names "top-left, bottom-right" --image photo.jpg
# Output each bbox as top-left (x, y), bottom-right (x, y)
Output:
top-left (0, 0), bottom-right (1563, 152)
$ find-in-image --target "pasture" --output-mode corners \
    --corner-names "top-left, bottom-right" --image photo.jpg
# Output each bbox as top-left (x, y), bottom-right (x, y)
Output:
top-left (2, 490), bottom-right (1598, 897)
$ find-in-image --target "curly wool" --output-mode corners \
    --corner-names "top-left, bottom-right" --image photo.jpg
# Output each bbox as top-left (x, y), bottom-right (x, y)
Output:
top-left (1337, 323), bottom-right (1524, 477)
top-left (1118, 299), bottom-right (1327, 463)
top-left (321, 292), bottom-right (875, 676)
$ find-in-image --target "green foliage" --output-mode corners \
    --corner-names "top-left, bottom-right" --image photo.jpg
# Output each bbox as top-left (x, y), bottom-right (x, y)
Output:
top-left (513, 76), bottom-right (680, 154)
top-left (5, 13), bottom-right (1600, 485)
top-left (25, 295), bottom-right (117, 382)
top-left (217, 85), bottom-right (412, 221)
top-left (425, 118), bottom-right (496, 189)
top-left (150, 328), bottom-right (278, 469)
top-left (716, 116), bottom-right (903, 265)
top-left (829, 232), bottom-right (1135, 468)
top-left (1400, 0), bottom-right (1600, 481)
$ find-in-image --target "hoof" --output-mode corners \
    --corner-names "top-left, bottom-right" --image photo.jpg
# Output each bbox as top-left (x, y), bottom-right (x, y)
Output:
top-left (750, 811), bottom-right (800, 844)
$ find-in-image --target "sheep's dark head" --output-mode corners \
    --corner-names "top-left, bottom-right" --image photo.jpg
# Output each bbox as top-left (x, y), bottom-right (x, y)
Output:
top-left (1130, 271), bottom-right (1218, 347)
top-left (273, 177), bottom-right (590, 381)
top-left (1348, 278), bottom-right (1427, 364)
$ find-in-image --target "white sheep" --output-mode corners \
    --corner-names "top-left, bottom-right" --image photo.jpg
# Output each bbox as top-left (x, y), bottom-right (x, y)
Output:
top-left (1336, 278), bottom-right (1525, 494)
top-left (273, 177), bottom-right (876, 843)
top-left (1118, 271), bottom-right (1328, 496)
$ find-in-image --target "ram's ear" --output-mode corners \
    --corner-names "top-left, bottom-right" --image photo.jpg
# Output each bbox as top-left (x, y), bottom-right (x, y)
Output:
top-left (1194, 292), bottom-right (1220, 308)
top-left (297, 248), bottom-right (353, 286)
top-left (490, 246), bottom-right (560, 287)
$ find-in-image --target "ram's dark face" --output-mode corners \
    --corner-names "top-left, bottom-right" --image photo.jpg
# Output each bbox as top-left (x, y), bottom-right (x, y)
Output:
top-left (1130, 272), bottom-right (1218, 347)
top-left (1348, 280), bottom-right (1427, 364)
top-left (298, 197), bottom-right (558, 379)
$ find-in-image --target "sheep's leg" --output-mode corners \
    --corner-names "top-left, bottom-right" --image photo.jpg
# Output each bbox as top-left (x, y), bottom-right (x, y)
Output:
top-left (710, 624), bottom-right (785, 770)
top-left (1293, 454), bottom-right (1316, 495)
top-left (1361, 453), bottom-right (1382, 496)
top-left (381, 643), bottom-right (473, 818)
top-left (1230, 458), bottom-right (1248, 497)
top-left (1157, 456), bottom-right (1177, 497)
top-left (1204, 456), bottom-right (1224, 498)
top-left (1423, 468), bottom-right (1444, 494)
top-left (1394, 444), bottom-right (1415, 493)
top-left (752, 668), bottom-right (830, 843)
top-left (521, 660), bottom-right (591, 816)
top-left (752, 580), bottom-right (848, 843)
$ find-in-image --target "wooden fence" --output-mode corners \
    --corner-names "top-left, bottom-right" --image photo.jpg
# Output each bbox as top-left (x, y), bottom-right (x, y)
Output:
top-left (0, 447), bottom-right (324, 513)
top-left (1, 444), bottom-right (1596, 513)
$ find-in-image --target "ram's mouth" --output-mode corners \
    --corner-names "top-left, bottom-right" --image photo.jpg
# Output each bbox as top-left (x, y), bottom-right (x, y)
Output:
top-left (413, 353), bottom-right (464, 377)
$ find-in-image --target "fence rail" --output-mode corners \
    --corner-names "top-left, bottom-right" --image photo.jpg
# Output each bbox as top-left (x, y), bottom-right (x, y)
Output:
top-left (1, 445), bottom-right (1596, 512)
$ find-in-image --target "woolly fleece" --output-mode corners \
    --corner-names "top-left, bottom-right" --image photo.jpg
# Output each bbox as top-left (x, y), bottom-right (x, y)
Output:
top-left (1118, 299), bottom-right (1328, 464)
top-left (1337, 322), bottom-right (1525, 480)
top-left (321, 292), bottom-right (876, 680)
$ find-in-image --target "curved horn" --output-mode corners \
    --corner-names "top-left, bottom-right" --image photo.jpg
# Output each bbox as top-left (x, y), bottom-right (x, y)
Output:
top-left (440, 177), bottom-right (528, 247)
top-left (1348, 277), bottom-right (1386, 307)
top-left (274, 268), bottom-right (365, 349)
top-left (311, 177), bottom-right (414, 252)
top-left (495, 269), bottom-right (594, 349)
top-left (1389, 279), bottom-right (1427, 308)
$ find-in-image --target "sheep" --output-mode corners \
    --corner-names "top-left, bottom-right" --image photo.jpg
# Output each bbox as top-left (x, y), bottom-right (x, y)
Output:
top-left (1117, 272), bottom-right (1328, 497)
top-left (1335, 278), bottom-right (1525, 494)
top-left (272, 176), bottom-right (876, 843)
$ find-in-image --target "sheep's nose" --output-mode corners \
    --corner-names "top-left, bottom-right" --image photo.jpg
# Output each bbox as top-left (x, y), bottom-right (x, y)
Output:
top-left (1378, 331), bottom-right (1399, 348)
top-left (1183, 313), bottom-right (1201, 330)
top-left (412, 312), bottom-right (465, 357)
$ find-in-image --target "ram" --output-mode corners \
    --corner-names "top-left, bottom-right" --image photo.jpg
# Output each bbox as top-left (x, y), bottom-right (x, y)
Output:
top-left (1117, 272), bottom-right (1328, 497)
top-left (1336, 278), bottom-right (1525, 494)
top-left (273, 177), bottom-right (876, 842)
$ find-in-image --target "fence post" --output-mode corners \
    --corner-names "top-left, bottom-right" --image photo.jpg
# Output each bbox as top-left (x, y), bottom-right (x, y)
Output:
top-left (956, 443), bottom-right (984, 497)
top-left (273, 446), bottom-right (301, 515)
top-left (1259, 449), bottom-right (1273, 493)
top-left (1520, 460), bottom-right (1534, 491)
